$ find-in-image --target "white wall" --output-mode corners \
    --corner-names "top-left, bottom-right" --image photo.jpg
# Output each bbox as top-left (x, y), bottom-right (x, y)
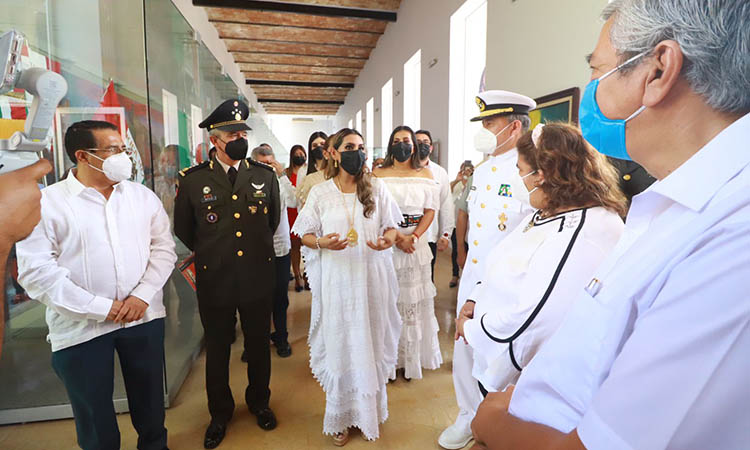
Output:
top-left (485, 0), bottom-right (608, 99)
top-left (266, 115), bottom-right (335, 164)
top-left (335, 0), bottom-right (468, 167)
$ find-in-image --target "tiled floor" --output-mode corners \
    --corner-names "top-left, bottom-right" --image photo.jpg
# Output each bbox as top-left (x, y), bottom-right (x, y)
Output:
top-left (0, 252), bottom-right (465, 450)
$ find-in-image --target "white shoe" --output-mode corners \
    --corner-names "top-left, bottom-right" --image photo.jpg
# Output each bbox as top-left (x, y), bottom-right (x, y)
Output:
top-left (438, 422), bottom-right (473, 449)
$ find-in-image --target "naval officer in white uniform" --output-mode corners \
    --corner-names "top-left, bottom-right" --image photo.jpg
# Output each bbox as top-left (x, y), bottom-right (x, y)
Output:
top-left (439, 90), bottom-right (536, 449)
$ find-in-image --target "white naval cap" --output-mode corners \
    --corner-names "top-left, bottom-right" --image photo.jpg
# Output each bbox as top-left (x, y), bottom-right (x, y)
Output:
top-left (471, 90), bottom-right (537, 122)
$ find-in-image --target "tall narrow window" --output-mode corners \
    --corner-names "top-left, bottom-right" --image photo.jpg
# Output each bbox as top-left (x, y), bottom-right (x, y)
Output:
top-left (356, 109), bottom-right (362, 133)
top-left (366, 97), bottom-right (374, 154)
top-left (381, 78), bottom-right (393, 151)
top-left (348, 118), bottom-right (353, 130)
top-left (449, 0), bottom-right (487, 175)
top-left (403, 49), bottom-right (422, 130)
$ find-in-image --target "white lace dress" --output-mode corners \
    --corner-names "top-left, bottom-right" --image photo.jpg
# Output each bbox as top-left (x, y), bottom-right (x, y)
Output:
top-left (291, 178), bottom-right (403, 440)
top-left (380, 177), bottom-right (442, 379)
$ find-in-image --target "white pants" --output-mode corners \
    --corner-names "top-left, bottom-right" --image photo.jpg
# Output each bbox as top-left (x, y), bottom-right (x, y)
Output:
top-left (451, 266), bottom-right (484, 433)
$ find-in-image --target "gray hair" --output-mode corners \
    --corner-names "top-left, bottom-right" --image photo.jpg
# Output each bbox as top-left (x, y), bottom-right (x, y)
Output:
top-left (208, 129), bottom-right (224, 138)
top-left (508, 113), bottom-right (531, 132)
top-left (250, 145), bottom-right (273, 161)
top-left (603, 0), bottom-right (750, 114)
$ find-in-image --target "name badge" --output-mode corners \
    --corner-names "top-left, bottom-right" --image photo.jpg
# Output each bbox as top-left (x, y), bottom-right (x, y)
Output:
top-left (498, 184), bottom-right (512, 198)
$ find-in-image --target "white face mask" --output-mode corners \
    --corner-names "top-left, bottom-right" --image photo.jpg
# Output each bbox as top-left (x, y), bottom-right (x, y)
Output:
top-left (474, 121), bottom-right (514, 154)
top-left (88, 151), bottom-right (133, 183)
top-left (516, 169), bottom-right (538, 205)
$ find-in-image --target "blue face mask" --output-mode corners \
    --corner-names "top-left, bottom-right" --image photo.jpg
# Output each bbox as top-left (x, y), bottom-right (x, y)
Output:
top-left (579, 52), bottom-right (647, 161)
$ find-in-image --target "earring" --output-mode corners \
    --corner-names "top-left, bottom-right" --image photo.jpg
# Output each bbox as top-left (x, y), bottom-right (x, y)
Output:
top-left (335, 160), bottom-right (339, 168)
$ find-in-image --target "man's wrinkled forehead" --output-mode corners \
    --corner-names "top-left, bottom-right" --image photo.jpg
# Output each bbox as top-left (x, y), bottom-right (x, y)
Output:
top-left (587, 17), bottom-right (620, 74)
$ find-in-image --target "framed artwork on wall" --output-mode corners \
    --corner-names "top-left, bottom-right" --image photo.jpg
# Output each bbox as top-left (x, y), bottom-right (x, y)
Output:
top-left (530, 87), bottom-right (580, 129)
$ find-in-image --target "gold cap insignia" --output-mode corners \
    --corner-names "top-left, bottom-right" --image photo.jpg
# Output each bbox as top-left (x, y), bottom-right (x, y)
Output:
top-left (476, 97), bottom-right (486, 112)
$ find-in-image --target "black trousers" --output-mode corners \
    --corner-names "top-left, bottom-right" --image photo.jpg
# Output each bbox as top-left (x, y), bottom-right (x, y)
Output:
top-left (450, 230), bottom-right (469, 277)
top-left (51, 319), bottom-right (167, 450)
top-left (270, 253), bottom-right (291, 345)
top-left (429, 241), bottom-right (437, 282)
top-left (198, 297), bottom-right (272, 424)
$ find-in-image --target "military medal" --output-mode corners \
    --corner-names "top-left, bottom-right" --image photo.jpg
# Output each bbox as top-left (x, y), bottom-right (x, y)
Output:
top-left (202, 186), bottom-right (212, 194)
top-left (498, 213), bottom-right (508, 231)
top-left (206, 211), bottom-right (219, 223)
top-left (264, 206), bottom-right (268, 215)
top-left (249, 205), bottom-right (258, 214)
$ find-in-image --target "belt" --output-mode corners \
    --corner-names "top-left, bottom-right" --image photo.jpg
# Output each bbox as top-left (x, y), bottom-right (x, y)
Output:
top-left (399, 214), bottom-right (423, 228)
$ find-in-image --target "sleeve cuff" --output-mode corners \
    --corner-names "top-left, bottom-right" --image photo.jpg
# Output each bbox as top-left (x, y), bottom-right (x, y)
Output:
top-left (463, 317), bottom-right (485, 349)
top-left (87, 296), bottom-right (113, 322)
top-left (130, 284), bottom-right (158, 305)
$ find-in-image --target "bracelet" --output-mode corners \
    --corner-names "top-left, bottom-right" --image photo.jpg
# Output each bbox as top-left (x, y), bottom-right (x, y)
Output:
top-left (412, 231), bottom-right (420, 241)
top-left (315, 237), bottom-right (321, 249)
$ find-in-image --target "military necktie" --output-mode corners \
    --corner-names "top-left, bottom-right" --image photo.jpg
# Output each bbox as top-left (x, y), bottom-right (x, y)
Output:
top-left (228, 166), bottom-right (237, 186)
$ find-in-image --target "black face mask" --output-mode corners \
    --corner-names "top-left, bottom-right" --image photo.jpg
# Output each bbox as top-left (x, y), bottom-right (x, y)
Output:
top-left (391, 142), bottom-right (413, 163)
top-left (340, 149), bottom-right (366, 175)
top-left (417, 143), bottom-right (432, 160)
top-left (310, 146), bottom-right (324, 161)
top-left (292, 155), bottom-right (306, 166)
top-left (222, 137), bottom-right (248, 161)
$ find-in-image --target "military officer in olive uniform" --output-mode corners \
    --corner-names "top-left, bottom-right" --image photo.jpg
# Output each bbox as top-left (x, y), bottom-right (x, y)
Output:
top-left (439, 90), bottom-right (536, 450)
top-left (174, 99), bottom-right (280, 449)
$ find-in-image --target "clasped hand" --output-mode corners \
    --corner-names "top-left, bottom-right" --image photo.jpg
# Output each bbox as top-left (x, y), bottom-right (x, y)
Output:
top-left (395, 233), bottom-right (417, 254)
top-left (319, 232), bottom-right (348, 250)
top-left (366, 235), bottom-right (394, 251)
top-left (107, 296), bottom-right (149, 323)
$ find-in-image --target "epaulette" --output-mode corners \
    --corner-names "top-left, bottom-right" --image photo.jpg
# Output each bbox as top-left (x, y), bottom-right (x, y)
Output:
top-left (247, 158), bottom-right (274, 172)
top-left (178, 160), bottom-right (210, 177)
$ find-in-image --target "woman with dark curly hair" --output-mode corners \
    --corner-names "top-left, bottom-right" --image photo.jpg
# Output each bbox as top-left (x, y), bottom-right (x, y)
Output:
top-left (456, 123), bottom-right (627, 395)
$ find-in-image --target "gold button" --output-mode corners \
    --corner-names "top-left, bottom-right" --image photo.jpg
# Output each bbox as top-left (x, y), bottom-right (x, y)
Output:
top-left (480, 203), bottom-right (486, 209)
top-left (203, 265), bottom-right (207, 270)
top-left (623, 174), bottom-right (632, 181)
top-left (234, 213), bottom-right (241, 219)
top-left (486, 185), bottom-right (492, 191)
top-left (268, 257), bottom-right (272, 262)
top-left (477, 222), bottom-right (482, 228)
top-left (237, 250), bottom-right (244, 256)
top-left (473, 240), bottom-right (478, 246)
top-left (259, 200), bottom-right (263, 205)
top-left (236, 231), bottom-right (242, 237)
top-left (207, 205), bottom-right (212, 210)
top-left (504, 204), bottom-right (508, 209)
top-left (232, 194), bottom-right (238, 200)
top-left (492, 167), bottom-right (497, 172)
top-left (472, 258), bottom-right (478, 264)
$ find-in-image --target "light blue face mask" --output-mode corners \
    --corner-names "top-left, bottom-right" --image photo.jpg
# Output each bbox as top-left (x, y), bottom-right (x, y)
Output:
top-left (579, 52), bottom-right (647, 161)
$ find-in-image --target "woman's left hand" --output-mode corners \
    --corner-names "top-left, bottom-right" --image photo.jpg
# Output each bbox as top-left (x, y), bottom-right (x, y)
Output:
top-left (366, 236), bottom-right (393, 251)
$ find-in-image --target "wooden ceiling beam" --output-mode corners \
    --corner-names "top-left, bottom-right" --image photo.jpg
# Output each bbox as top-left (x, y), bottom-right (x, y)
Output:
top-left (263, 110), bottom-right (338, 116)
top-left (233, 52), bottom-right (366, 69)
top-left (244, 72), bottom-right (357, 83)
top-left (250, 85), bottom-right (350, 93)
top-left (238, 63), bottom-right (360, 76)
top-left (225, 39), bottom-right (372, 59)
top-left (206, 8), bottom-right (388, 33)
top-left (249, 90), bottom-right (348, 101)
top-left (214, 23), bottom-right (380, 47)
top-left (193, 0), bottom-right (399, 21)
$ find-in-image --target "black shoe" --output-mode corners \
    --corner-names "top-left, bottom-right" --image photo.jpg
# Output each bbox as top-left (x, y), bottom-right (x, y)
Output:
top-left (241, 349), bottom-right (248, 363)
top-left (276, 341), bottom-right (292, 358)
top-left (251, 407), bottom-right (277, 431)
top-left (204, 422), bottom-right (227, 449)
top-left (294, 283), bottom-right (303, 292)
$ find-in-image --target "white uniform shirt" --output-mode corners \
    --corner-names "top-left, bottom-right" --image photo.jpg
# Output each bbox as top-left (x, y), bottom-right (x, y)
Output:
top-left (273, 175), bottom-right (294, 257)
top-left (509, 112), bottom-right (750, 450)
top-left (16, 172), bottom-right (177, 352)
top-left (424, 161), bottom-right (455, 243)
top-left (456, 149), bottom-right (534, 308)
top-left (463, 207), bottom-right (624, 392)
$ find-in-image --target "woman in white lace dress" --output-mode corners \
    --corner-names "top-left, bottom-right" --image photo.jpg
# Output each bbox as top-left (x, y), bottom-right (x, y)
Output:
top-left (374, 125), bottom-right (442, 381)
top-left (292, 128), bottom-right (403, 446)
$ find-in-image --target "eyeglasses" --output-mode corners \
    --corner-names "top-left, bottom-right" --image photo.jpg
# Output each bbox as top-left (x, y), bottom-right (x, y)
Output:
top-left (84, 146), bottom-right (133, 155)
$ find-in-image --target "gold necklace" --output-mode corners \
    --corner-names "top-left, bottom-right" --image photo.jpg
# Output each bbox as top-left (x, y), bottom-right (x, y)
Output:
top-left (334, 176), bottom-right (358, 246)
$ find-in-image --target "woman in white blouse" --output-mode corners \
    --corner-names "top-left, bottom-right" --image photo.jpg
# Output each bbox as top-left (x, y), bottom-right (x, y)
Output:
top-left (292, 128), bottom-right (403, 446)
top-left (456, 123), bottom-right (627, 395)
top-left (374, 126), bottom-right (441, 381)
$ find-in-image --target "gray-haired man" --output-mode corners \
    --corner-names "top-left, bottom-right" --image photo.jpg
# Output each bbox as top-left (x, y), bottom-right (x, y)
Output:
top-left (471, 1), bottom-right (750, 448)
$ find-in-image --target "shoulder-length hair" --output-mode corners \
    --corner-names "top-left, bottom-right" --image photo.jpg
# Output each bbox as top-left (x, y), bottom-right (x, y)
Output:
top-left (516, 122), bottom-right (628, 217)
top-left (381, 125), bottom-right (422, 170)
top-left (324, 128), bottom-right (376, 218)
top-left (285, 144), bottom-right (306, 177)
top-left (306, 131), bottom-right (328, 175)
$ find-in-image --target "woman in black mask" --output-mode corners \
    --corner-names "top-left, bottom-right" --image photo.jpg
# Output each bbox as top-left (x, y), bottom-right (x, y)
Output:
top-left (285, 144), bottom-right (308, 291)
top-left (373, 126), bottom-right (441, 382)
top-left (297, 131), bottom-right (329, 208)
top-left (292, 128), bottom-right (402, 445)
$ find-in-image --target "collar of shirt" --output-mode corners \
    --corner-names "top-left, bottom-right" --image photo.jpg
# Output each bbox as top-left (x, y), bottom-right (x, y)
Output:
top-left (215, 156), bottom-right (241, 173)
top-left (64, 169), bottom-right (124, 199)
top-left (649, 112), bottom-right (750, 212)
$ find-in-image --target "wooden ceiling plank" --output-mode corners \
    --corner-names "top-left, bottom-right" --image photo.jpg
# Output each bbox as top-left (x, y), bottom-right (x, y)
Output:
top-left (261, 0), bottom-right (400, 11)
top-left (244, 72), bottom-right (357, 83)
top-left (224, 39), bottom-right (372, 59)
top-left (238, 63), bottom-right (360, 76)
top-left (206, 8), bottom-right (388, 34)
top-left (233, 52), bottom-right (366, 68)
top-left (214, 23), bottom-right (380, 48)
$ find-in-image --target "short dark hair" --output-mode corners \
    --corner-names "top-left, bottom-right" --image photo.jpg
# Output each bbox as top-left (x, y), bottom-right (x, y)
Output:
top-left (415, 129), bottom-right (432, 143)
top-left (64, 120), bottom-right (118, 163)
